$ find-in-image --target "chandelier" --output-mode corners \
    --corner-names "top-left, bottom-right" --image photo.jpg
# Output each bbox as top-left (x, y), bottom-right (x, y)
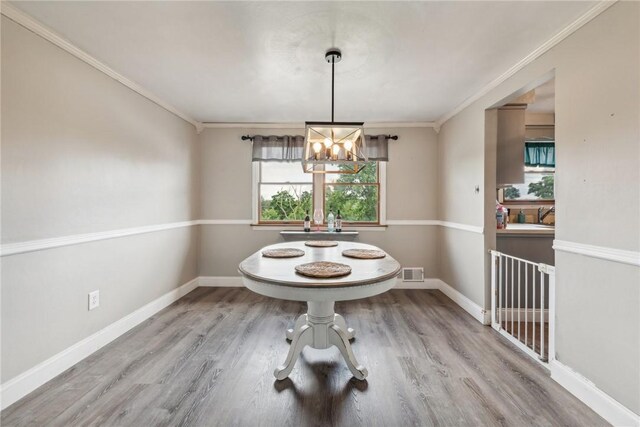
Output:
top-left (302, 49), bottom-right (367, 174)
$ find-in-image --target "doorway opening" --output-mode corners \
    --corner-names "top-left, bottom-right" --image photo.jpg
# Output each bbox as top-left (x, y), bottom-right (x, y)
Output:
top-left (486, 75), bottom-right (556, 365)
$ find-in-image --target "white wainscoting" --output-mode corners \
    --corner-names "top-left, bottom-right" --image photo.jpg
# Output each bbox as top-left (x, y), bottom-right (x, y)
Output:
top-left (0, 277), bottom-right (199, 410)
top-left (550, 360), bottom-right (640, 427)
top-left (553, 239), bottom-right (640, 267)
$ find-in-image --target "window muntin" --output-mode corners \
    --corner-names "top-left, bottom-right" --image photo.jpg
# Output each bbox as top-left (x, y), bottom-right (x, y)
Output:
top-left (258, 162), bottom-right (312, 223)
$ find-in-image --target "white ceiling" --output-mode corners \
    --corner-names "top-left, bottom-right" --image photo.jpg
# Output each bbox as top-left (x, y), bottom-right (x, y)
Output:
top-left (10, 1), bottom-right (595, 124)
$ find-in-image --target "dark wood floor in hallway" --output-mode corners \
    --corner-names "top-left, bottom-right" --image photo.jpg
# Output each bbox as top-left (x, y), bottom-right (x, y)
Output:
top-left (2, 287), bottom-right (606, 427)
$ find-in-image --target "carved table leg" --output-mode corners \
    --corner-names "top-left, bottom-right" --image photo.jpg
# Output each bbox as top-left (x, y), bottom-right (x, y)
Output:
top-left (333, 313), bottom-right (355, 340)
top-left (286, 314), bottom-right (308, 341)
top-left (275, 324), bottom-right (313, 380)
top-left (275, 301), bottom-right (367, 380)
top-left (328, 324), bottom-right (368, 380)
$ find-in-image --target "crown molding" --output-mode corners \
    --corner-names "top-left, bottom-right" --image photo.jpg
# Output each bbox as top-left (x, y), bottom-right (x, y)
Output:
top-left (2, 1), bottom-right (616, 132)
top-left (0, 2), bottom-right (201, 130)
top-left (435, 0), bottom-right (618, 128)
top-left (201, 121), bottom-right (437, 129)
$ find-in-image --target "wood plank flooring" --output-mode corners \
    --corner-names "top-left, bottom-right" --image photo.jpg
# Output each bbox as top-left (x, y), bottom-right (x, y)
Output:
top-left (2, 288), bottom-right (606, 426)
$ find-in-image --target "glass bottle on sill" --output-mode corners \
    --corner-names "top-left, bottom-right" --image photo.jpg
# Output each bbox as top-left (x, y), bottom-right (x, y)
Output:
top-left (336, 210), bottom-right (342, 232)
top-left (304, 210), bottom-right (311, 232)
top-left (327, 210), bottom-right (335, 232)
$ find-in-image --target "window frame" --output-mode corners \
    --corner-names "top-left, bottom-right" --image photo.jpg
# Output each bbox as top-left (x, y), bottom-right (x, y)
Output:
top-left (254, 162), bottom-right (314, 225)
top-left (252, 161), bottom-right (386, 226)
top-left (322, 163), bottom-right (382, 226)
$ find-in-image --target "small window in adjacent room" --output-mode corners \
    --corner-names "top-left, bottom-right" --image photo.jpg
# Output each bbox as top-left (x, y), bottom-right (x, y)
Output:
top-left (324, 161), bottom-right (380, 224)
top-left (503, 169), bottom-right (555, 201)
top-left (504, 140), bottom-right (555, 202)
top-left (257, 162), bottom-right (313, 223)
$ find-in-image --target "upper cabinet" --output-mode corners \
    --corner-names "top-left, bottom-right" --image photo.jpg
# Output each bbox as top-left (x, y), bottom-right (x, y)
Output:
top-left (497, 105), bottom-right (526, 186)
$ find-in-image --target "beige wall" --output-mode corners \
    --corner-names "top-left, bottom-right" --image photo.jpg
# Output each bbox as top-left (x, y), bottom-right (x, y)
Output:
top-left (437, 2), bottom-right (639, 412)
top-left (1, 18), bottom-right (199, 381)
top-left (198, 127), bottom-right (440, 277)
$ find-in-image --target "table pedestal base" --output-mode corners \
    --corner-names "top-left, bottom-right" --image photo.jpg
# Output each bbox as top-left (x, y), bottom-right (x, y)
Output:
top-left (275, 301), bottom-right (367, 381)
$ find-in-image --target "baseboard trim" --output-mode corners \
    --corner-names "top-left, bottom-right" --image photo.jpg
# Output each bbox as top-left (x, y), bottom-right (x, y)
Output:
top-left (0, 277), bottom-right (199, 411)
top-left (198, 276), bottom-right (243, 287)
top-left (495, 308), bottom-right (549, 322)
top-left (393, 278), bottom-right (440, 289)
top-left (198, 276), bottom-right (489, 324)
top-left (437, 279), bottom-right (491, 325)
top-left (550, 360), bottom-right (640, 427)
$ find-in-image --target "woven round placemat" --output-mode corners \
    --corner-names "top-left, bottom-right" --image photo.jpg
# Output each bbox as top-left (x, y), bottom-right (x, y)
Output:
top-left (342, 249), bottom-right (387, 259)
top-left (261, 248), bottom-right (305, 258)
top-left (295, 261), bottom-right (352, 278)
top-left (304, 240), bottom-right (339, 247)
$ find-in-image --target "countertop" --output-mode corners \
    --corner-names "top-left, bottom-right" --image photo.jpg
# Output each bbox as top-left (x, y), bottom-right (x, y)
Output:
top-left (497, 223), bottom-right (555, 236)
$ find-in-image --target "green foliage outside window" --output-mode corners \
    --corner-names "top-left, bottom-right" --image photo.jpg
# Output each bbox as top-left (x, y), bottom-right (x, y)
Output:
top-left (504, 186), bottom-right (521, 199)
top-left (325, 162), bottom-right (378, 222)
top-left (259, 162), bottom-right (380, 223)
top-left (260, 188), bottom-right (311, 221)
top-left (528, 175), bottom-right (554, 199)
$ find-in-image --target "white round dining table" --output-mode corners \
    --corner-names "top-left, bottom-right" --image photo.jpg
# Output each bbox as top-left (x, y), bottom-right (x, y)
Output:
top-left (238, 240), bottom-right (401, 380)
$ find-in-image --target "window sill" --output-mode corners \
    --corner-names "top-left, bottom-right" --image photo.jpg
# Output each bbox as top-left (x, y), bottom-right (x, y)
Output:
top-left (251, 224), bottom-right (387, 232)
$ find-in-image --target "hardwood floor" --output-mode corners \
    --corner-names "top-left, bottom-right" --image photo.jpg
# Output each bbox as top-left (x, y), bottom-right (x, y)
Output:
top-left (2, 288), bottom-right (606, 426)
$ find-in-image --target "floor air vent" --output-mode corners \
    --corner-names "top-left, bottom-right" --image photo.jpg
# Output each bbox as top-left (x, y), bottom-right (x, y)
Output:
top-left (402, 267), bottom-right (424, 282)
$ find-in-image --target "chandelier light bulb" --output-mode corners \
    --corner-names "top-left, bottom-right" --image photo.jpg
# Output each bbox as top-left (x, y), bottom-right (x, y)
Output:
top-left (344, 140), bottom-right (353, 151)
top-left (332, 144), bottom-right (340, 155)
top-left (313, 142), bottom-right (323, 153)
top-left (324, 137), bottom-right (333, 148)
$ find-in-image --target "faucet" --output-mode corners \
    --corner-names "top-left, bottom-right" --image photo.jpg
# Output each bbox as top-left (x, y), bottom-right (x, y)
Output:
top-left (538, 206), bottom-right (555, 223)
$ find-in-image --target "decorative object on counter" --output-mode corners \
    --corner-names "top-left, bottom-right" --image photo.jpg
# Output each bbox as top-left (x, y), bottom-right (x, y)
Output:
top-left (304, 210), bottom-right (311, 232)
top-left (496, 200), bottom-right (509, 229)
top-left (313, 208), bottom-right (323, 232)
top-left (342, 249), bottom-right (386, 259)
top-left (336, 210), bottom-right (342, 232)
top-left (305, 240), bottom-right (339, 247)
top-left (327, 210), bottom-right (335, 232)
top-left (294, 261), bottom-right (352, 278)
top-left (262, 248), bottom-right (305, 258)
top-left (518, 209), bottom-right (526, 223)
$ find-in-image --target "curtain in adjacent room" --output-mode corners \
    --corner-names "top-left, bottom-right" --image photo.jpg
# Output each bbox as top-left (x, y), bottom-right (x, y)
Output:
top-left (251, 134), bottom-right (391, 162)
top-left (525, 141), bottom-right (555, 167)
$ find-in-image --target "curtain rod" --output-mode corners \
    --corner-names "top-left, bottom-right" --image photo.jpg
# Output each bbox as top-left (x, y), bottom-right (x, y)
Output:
top-left (241, 134), bottom-right (398, 142)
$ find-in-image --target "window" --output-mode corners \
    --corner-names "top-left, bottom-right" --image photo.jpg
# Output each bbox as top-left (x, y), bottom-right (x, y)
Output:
top-left (257, 162), bottom-right (312, 223)
top-left (324, 162), bottom-right (380, 223)
top-left (504, 166), bottom-right (555, 202)
top-left (254, 161), bottom-right (384, 225)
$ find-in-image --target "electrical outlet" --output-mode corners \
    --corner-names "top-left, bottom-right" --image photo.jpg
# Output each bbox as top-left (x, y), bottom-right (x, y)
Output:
top-left (88, 290), bottom-right (100, 311)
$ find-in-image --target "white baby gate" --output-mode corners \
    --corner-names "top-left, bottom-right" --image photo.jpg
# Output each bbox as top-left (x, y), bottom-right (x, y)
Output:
top-left (490, 250), bottom-right (555, 366)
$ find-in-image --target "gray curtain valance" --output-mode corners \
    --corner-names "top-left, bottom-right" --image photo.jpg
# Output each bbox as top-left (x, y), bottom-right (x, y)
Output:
top-left (251, 135), bottom-right (305, 162)
top-left (251, 134), bottom-right (390, 162)
top-left (364, 135), bottom-right (389, 161)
